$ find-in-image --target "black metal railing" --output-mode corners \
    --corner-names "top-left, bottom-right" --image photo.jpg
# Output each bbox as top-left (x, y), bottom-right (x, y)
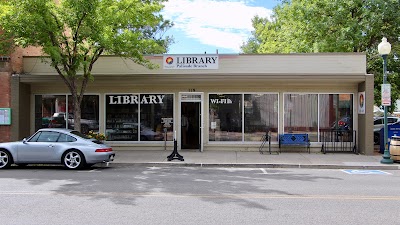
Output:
top-left (320, 129), bottom-right (357, 154)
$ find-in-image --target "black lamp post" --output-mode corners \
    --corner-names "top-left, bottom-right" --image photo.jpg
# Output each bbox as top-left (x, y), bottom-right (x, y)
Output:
top-left (378, 37), bottom-right (394, 164)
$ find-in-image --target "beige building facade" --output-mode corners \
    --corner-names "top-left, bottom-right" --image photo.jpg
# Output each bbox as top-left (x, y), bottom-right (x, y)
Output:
top-left (10, 53), bottom-right (374, 154)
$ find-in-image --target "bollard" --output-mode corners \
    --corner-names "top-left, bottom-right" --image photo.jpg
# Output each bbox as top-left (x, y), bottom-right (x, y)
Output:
top-left (167, 138), bottom-right (184, 161)
top-left (167, 131), bottom-right (184, 161)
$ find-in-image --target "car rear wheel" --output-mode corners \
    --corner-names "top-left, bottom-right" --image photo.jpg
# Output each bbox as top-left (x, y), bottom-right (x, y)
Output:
top-left (0, 150), bottom-right (12, 169)
top-left (62, 150), bottom-right (86, 169)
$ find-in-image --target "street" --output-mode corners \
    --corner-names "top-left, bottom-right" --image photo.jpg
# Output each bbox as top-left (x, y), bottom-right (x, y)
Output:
top-left (1, 165), bottom-right (399, 225)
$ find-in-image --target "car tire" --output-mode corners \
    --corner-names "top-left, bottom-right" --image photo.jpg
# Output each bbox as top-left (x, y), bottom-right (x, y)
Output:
top-left (62, 150), bottom-right (86, 170)
top-left (0, 149), bottom-right (12, 169)
top-left (374, 133), bottom-right (380, 145)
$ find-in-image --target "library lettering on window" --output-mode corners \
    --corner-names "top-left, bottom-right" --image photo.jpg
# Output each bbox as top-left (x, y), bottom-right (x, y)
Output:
top-left (10, 54), bottom-right (374, 154)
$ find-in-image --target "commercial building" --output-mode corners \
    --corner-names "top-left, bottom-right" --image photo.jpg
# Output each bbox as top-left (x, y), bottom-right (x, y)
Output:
top-left (8, 53), bottom-right (374, 154)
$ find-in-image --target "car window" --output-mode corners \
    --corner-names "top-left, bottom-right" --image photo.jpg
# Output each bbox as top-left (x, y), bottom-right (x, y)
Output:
top-left (70, 130), bottom-right (91, 139)
top-left (28, 132), bottom-right (41, 142)
top-left (36, 131), bottom-right (61, 142)
top-left (388, 118), bottom-right (398, 123)
top-left (58, 133), bottom-right (77, 142)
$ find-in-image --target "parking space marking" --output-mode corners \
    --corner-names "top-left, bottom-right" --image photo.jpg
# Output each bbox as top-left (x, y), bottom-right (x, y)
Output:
top-left (342, 170), bottom-right (392, 175)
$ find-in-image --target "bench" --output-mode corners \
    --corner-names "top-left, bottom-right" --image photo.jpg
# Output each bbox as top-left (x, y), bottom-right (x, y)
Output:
top-left (279, 133), bottom-right (310, 153)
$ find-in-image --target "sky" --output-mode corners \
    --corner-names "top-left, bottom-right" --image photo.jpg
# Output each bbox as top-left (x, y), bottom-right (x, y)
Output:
top-left (162, 0), bottom-right (278, 54)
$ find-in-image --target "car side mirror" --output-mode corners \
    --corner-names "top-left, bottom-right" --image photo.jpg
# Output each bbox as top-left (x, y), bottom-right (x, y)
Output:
top-left (22, 138), bottom-right (27, 143)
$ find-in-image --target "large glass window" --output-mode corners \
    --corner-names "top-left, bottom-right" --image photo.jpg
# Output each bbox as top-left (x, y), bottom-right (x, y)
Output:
top-left (106, 94), bottom-right (139, 141)
top-left (35, 95), bottom-right (66, 131)
top-left (209, 94), bottom-right (242, 141)
top-left (319, 94), bottom-right (353, 131)
top-left (105, 94), bottom-right (173, 142)
top-left (284, 93), bottom-right (353, 142)
top-left (35, 95), bottom-right (99, 135)
top-left (244, 94), bottom-right (278, 141)
top-left (284, 94), bottom-right (318, 141)
top-left (68, 95), bottom-right (100, 134)
top-left (140, 94), bottom-right (173, 141)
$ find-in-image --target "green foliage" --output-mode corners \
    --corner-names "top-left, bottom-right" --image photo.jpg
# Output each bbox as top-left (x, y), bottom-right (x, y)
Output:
top-left (0, 0), bottom-right (173, 131)
top-left (241, 0), bottom-right (400, 111)
top-left (0, 0), bottom-right (172, 71)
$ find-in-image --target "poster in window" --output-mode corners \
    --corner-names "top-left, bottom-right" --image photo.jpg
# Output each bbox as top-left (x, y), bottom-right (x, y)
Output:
top-left (0, 108), bottom-right (11, 125)
top-left (358, 92), bottom-right (365, 114)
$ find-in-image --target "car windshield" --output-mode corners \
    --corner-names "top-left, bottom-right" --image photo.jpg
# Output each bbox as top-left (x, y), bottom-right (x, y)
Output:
top-left (70, 130), bottom-right (91, 139)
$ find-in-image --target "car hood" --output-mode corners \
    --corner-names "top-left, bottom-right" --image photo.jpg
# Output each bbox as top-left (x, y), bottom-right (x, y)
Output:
top-left (0, 140), bottom-right (22, 148)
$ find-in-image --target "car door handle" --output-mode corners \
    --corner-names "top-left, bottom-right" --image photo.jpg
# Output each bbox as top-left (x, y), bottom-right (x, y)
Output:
top-left (48, 144), bottom-right (54, 148)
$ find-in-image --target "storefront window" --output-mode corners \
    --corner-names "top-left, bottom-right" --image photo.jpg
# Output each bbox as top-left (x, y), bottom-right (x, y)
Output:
top-left (68, 95), bottom-right (100, 134)
top-left (35, 95), bottom-right (99, 134)
top-left (106, 94), bottom-right (139, 141)
top-left (244, 94), bottom-right (278, 141)
top-left (140, 94), bottom-right (173, 141)
top-left (105, 93), bottom-right (173, 142)
top-left (209, 94), bottom-right (242, 141)
top-left (35, 95), bottom-right (66, 131)
top-left (284, 94), bottom-right (318, 141)
top-left (319, 94), bottom-right (353, 131)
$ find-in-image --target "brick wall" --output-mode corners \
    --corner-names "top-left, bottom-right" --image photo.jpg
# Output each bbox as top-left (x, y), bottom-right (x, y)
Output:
top-left (11, 46), bottom-right (42, 73)
top-left (0, 71), bottom-right (10, 142)
top-left (0, 46), bottom-right (41, 142)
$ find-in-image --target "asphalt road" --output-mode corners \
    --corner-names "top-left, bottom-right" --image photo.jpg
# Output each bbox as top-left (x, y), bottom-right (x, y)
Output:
top-left (1, 165), bottom-right (399, 225)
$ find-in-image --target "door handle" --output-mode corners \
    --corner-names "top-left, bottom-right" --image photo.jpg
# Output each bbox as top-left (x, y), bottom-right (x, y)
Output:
top-left (48, 144), bottom-right (54, 148)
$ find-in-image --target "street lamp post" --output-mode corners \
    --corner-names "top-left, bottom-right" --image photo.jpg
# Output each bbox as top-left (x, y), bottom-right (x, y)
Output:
top-left (378, 37), bottom-right (394, 164)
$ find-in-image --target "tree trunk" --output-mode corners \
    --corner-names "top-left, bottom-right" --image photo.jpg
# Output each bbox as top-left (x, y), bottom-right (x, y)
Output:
top-left (72, 93), bottom-right (82, 133)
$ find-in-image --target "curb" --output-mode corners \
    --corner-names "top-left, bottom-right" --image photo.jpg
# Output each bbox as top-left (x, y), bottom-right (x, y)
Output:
top-left (109, 162), bottom-right (400, 170)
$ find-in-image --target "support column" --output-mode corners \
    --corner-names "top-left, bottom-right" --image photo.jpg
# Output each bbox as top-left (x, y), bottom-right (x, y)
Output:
top-left (358, 75), bottom-right (374, 155)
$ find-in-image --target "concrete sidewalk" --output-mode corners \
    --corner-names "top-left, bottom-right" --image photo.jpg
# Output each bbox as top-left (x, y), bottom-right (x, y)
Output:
top-left (111, 150), bottom-right (400, 170)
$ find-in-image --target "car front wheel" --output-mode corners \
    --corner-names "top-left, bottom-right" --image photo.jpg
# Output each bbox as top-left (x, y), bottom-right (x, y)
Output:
top-left (0, 150), bottom-right (12, 169)
top-left (62, 150), bottom-right (85, 169)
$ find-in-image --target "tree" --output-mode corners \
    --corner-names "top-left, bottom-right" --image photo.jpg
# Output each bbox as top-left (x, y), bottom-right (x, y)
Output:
top-left (0, 0), bottom-right (173, 132)
top-left (241, 0), bottom-right (400, 111)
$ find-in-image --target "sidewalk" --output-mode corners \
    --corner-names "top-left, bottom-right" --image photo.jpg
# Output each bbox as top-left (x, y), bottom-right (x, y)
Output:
top-left (111, 150), bottom-right (400, 170)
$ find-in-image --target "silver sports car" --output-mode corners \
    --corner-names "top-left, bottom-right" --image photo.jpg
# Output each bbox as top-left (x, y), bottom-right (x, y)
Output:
top-left (0, 128), bottom-right (115, 169)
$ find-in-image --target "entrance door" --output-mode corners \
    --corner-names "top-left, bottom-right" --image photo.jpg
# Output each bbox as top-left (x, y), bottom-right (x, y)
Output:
top-left (181, 102), bottom-right (201, 150)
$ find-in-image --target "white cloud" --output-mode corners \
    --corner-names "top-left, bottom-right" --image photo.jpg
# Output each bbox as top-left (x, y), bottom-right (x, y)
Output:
top-left (162, 0), bottom-right (273, 52)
